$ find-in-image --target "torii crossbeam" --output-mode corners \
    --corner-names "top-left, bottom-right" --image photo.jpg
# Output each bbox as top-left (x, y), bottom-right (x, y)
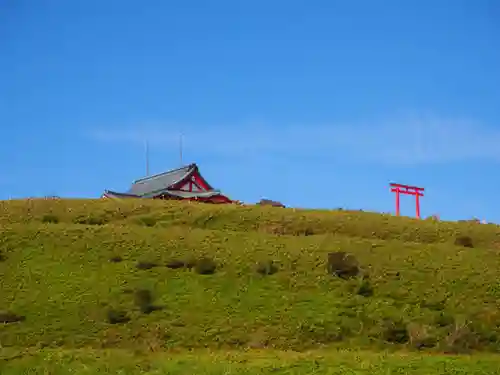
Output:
top-left (390, 183), bottom-right (425, 219)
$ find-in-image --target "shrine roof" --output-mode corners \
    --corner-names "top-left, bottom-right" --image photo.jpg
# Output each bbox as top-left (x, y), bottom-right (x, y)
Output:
top-left (127, 164), bottom-right (196, 197)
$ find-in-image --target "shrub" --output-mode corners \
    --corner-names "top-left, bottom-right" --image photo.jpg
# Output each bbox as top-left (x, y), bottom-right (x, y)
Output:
top-left (41, 214), bottom-right (59, 224)
top-left (421, 300), bottom-right (445, 312)
top-left (133, 289), bottom-right (162, 314)
top-left (356, 279), bottom-right (374, 297)
top-left (138, 216), bottom-right (157, 227)
top-left (383, 320), bottom-right (409, 344)
top-left (134, 289), bottom-right (152, 307)
top-left (407, 323), bottom-right (436, 350)
top-left (109, 256), bottom-right (123, 263)
top-left (74, 216), bottom-right (107, 225)
top-left (294, 227), bottom-right (314, 236)
top-left (327, 252), bottom-right (360, 279)
top-left (0, 252), bottom-right (6, 262)
top-left (184, 257), bottom-right (197, 269)
top-left (136, 261), bottom-right (158, 270)
top-left (454, 235), bottom-right (474, 248)
top-left (107, 309), bottom-right (130, 324)
top-left (435, 312), bottom-right (454, 327)
top-left (303, 228), bottom-right (314, 236)
top-left (265, 225), bottom-right (286, 236)
top-left (442, 321), bottom-right (479, 353)
top-left (194, 257), bottom-right (217, 275)
top-left (166, 259), bottom-right (185, 269)
top-left (0, 311), bottom-right (25, 323)
top-left (296, 321), bottom-right (348, 345)
top-left (256, 260), bottom-right (278, 276)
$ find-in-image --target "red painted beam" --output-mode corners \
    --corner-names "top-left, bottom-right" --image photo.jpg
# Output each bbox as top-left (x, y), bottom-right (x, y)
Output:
top-left (390, 183), bottom-right (424, 191)
top-left (390, 188), bottom-right (424, 196)
top-left (192, 171), bottom-right (210, 191)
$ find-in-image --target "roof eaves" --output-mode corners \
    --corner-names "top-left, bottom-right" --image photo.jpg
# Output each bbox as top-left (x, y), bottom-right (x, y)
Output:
top-left (141, 187), bottom-right (222, 199)
top-left (103, 190), bottom-right (140, 198)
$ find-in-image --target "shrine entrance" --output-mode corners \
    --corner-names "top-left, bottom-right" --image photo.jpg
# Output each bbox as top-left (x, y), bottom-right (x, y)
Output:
top-left (389, 183), bottom-right (425, 219)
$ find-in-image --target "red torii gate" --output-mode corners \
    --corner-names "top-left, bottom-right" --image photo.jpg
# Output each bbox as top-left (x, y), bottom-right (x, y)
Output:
top-left (390, 183), bottom-right (425, 219)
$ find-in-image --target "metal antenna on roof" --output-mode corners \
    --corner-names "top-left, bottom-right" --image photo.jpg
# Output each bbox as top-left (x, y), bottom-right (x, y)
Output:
top-left (145, 139), bottom-right (150, 177)
top-left (179, 133), bottom-right (183, 166)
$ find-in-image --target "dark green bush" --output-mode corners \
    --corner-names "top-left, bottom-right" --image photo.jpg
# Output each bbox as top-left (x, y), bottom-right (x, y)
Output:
top-left (303, 228), bottom-right (314, 236)
top-left (421, 300), bottom-right (445, 312)
top-left (109, 256), bottom-right (123, 263)
top-left (138, 216), bottom-right (157, 227)
top-left (0, 311), bottom-right (25, 323)
top-left (107, 309), bottom-right (130, 324)
top-left (166, 259), bottom-right (185, 269)
top-left (194, 257), bottom-right (217, 275)
top-left (327, 252), bottom-right (360, 279)
top-left (0, 252), bottom-right (6, 262)
top-left (136, 261), bottom-right (158, 270)
top-left (454, 235), bottom-right (474, 248)
top-left (442, 322), bottom-right (479, 354)
top-left (133, 289), bottom-right (162, 314)
top-left (407, 324), bottom-right (437, 350)
top-left (383, 321), bottom-right (409, 344)
top-left (435, 312), bottom-right (454, 327)
top-left (134, 289), bottom-right (152, 307)
top-left (184, 257), bottom-right (197, 269)
top-left (356, 279), bottom-right (374, 297)
top-left (41, 214), bottom-right (59, 224)
top-left (74, 216), bottom-right (107, 225)
top-left (256, 260), bottom-right (278, 276)
top-left (293, 227), bottom-right (315, 236)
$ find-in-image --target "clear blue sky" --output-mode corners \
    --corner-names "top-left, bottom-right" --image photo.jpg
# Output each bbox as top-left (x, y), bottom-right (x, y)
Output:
top-left (1, 0), bottom-right (499, 222)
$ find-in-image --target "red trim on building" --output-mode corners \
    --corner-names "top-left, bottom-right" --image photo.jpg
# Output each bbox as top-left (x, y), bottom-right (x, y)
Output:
top-left (153, 193), bottom-right (231, 204)
top-left (191, 171), bottom-right (211, 190)
top-left (190, 177), bottom-right (204, 191)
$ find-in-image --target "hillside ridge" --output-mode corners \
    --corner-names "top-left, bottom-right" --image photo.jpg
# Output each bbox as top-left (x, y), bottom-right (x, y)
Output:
top-left (1, 199), bottom-right (500, 356)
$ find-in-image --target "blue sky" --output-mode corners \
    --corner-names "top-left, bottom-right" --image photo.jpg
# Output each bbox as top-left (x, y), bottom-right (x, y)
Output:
top-left (1, 0), bottom-right (499, 222)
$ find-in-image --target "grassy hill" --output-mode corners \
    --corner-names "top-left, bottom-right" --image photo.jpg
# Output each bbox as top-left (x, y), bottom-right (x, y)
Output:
top-left (2, 199), bottom-right (500, 374)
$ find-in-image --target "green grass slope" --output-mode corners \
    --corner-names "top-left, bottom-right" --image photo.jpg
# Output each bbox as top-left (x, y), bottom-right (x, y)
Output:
top-left (2, 199), bottom-right (500, 373)
top-left (3, 348), bottom-right (500, 375)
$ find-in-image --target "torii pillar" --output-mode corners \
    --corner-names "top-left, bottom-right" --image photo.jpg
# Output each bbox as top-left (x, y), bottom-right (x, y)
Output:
top-left (390, 183), bottom-right (425, 219)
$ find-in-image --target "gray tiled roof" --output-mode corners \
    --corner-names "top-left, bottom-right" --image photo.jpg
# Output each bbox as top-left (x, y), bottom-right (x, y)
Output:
top-left (103, 189), bottom-right (222, 199)
top-left (127, 164), bottom-right (194, 197)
